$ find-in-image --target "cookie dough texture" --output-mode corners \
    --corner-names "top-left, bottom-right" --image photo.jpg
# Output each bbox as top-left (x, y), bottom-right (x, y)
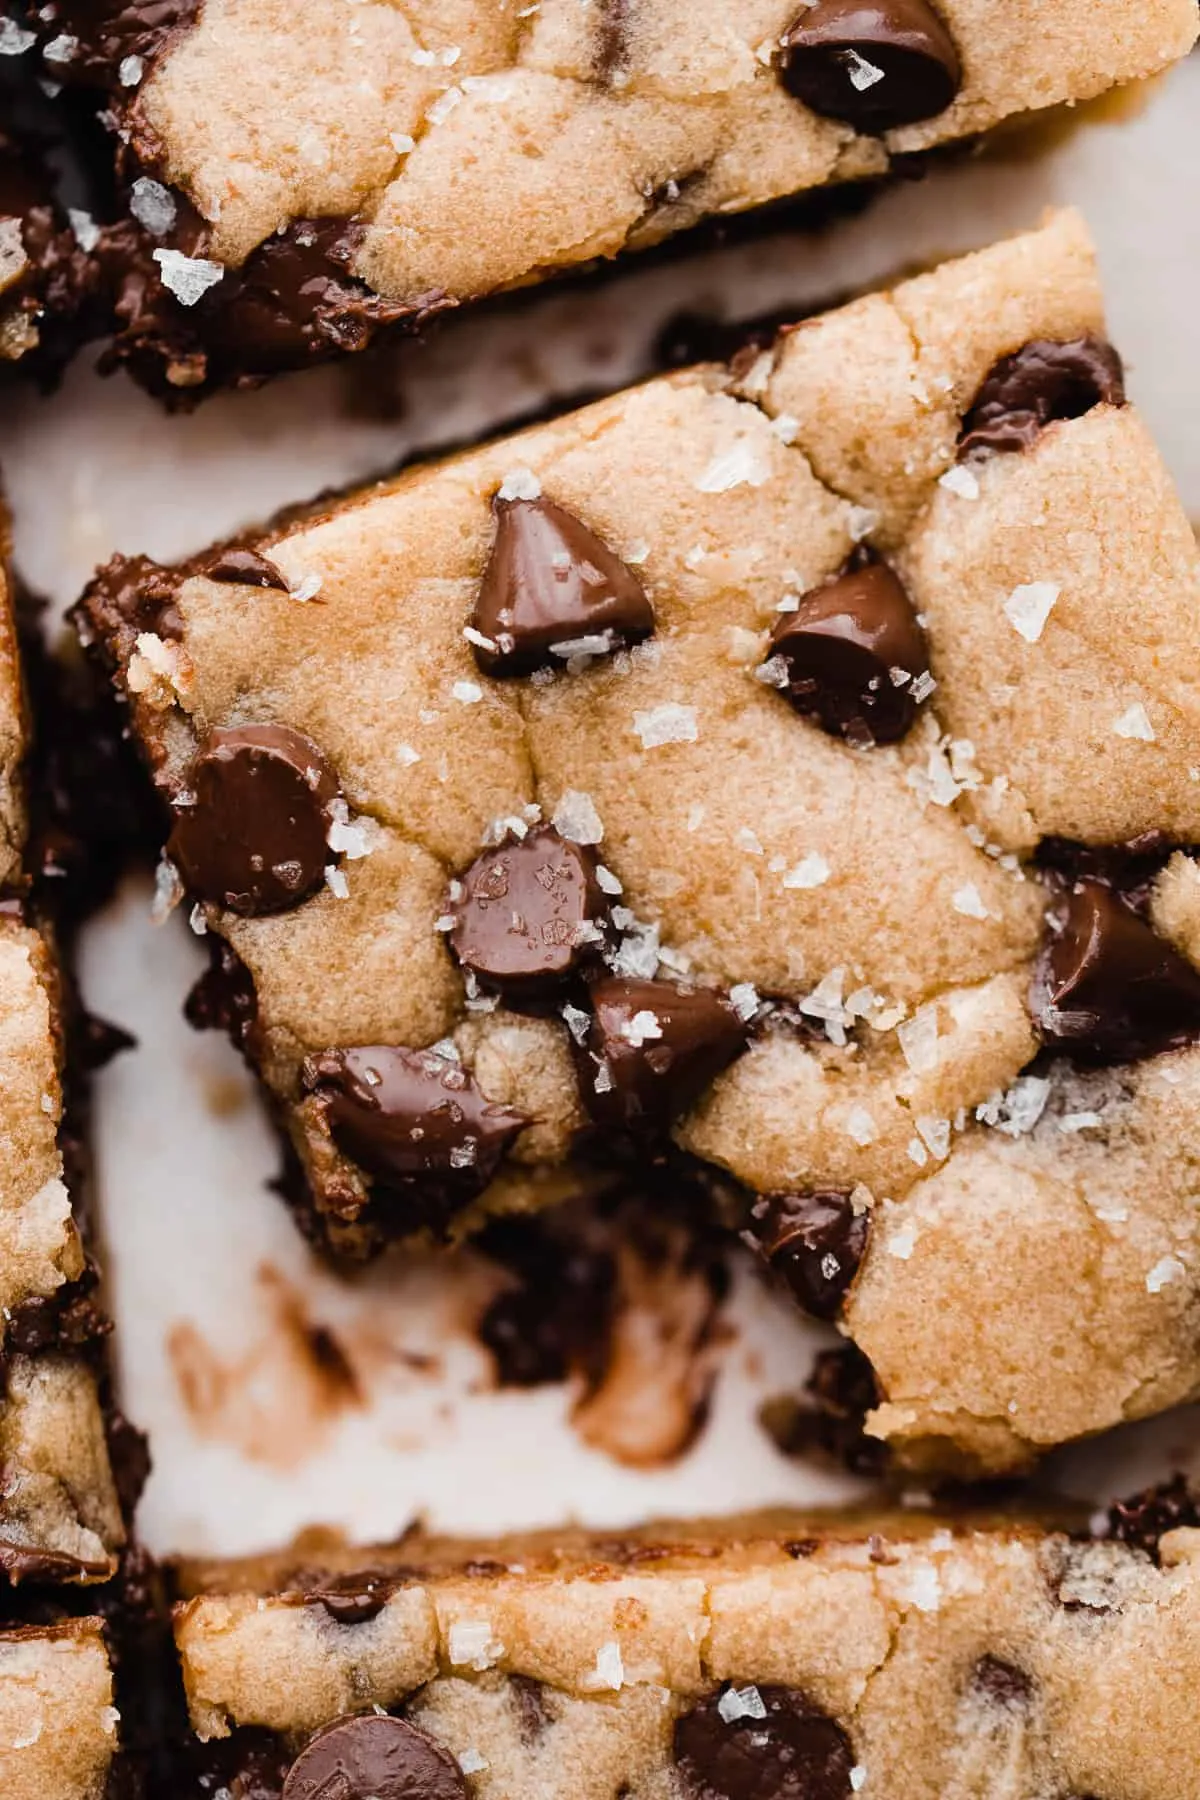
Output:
top-left (0, 1620), bottom-right (118, 1800)
top-left (173, 1509), bottom-right (1200, 1799)
top-left (80, 212), bottom-right (1200, 1472)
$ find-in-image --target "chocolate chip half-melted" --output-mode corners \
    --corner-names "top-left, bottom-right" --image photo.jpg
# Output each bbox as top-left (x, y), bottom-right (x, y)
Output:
top-left (575, 976), bottom-right (749, 1131)
top-left (779, 0), bottom-right (962, 133)
top-left (957, 336), bottom-right (1126, 460)
top-left (1031, 878), bottom-right (1200, 1063)
top-left (168, 724), bottom-right (339, 916)
top-left (448, 825), bottom-right (610, 1001)
top-left (203, 547), bottom-right (290, 591)
top-left (471, 496), bottom-right (654, 678)
top-left (301, 1045), bottom-right (529, 1208)
top-left (751, 1193), bottom-right (870, 1320)
top-left (675, 1685), bottom-right (856, 1800)
top-left (282, 1714), bottom-right (466, 1800)
top-left (768, 557), bottom-right (930, 745)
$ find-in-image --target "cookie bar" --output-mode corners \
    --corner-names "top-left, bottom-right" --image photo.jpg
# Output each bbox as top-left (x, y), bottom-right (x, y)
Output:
top-left (168, 1495), bottom-right (1200, 1799)
top-left (20, 0), bottom-right (1197, 402)
top-left (0, 1615), bottom-right (119, 1800)
top-left (76, 210), bottom-right (1200, 1474)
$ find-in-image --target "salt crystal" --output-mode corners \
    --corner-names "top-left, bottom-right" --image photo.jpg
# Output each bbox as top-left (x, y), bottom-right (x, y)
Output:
top-left (844, 47), bottom-right (885, 89)
top-left (718, 1685), bottom-right (767, 1723)
top-left (119, 52), bottom-right (144, 84)
top-left (896, 1004), bottom-right (938, 1074)
top-left (561, 1004), bottom-right (591, 1045)
top-left (552, 790), bottom-right (604, 844)
top-left (847, 505), bottom-right (878, 542)
top-left (938, 465), bottom-right (979, 501)
top-left (845, 1106), bottom-right (876, 1147)
top-left (150, 857), bottom-right (183, 924)
top-left (850, 1770), bottom-right (868, 1793)
top-left (153, 248), bottom-right (224, 305)
top-left (426, 85), bottom-right (463, 125)
top-left (587, 1641), bottom-right (625, 1691)
top-left (908, 670), bottom-right (937, 704)
top-left (754, 655), bottom-right (790, 690)
top-left (497, 467), bottom-right (541, 502)
top-left (899, 1561), bottom-right (941, 1612)
top-left (632, 703), bottom-right (698, 748)
top-left (325, 866), bottom-right (350, 899)
top-left (625, 538), bottom-right (650, 565)
top-left (458, 1749), bottom-right (488, 1775)
top-left (0, 20), bottom-right (36, 53)
top-left (978, 1073), bottom-right (1051, 1137)
top-left (621, 1010), bottom-right (663, 1047)
top-left (695, 438), bottom-right (772, 493)
top-left (188, 904), bottom-right (207, 937)
top-left (729, 983), bottom-right (760, 1022)
top-left (907, 1138), bottom-right (928, 1168)
top-left (951, 882), bottom-right (988, 920)
top-left (915, 1115), bottom-right (950, 1159)
top-left (1058, 1110), bottom-right (1103, 1133)
top-left (67, 207), bottom-right (101, 251)
top-left (608, 919), bottom-right (661, 979)
top-left (783, 852), bottom-right (830, 890)
top-left (1003, 580), bottom-right (1059, 644)
top-left (448, 1619), bottom-right (504, 1670)
top-left (1112, 701), bottom-right (1155, 742)
top-left (452, 681), bottom-right (484, 705)
top-left (888, 1223), bottom-right (918, 1260)
top-left (463, 626), bottom-right (495, 651)
top-left (770, 414), bottom-right (799, 445)
top-left (596, 864), bottom-right (622, 895)
top-left (131, 177), bottom-right (178, 237)
top-left (42, 33), bottom-right (78, 62)
top-left (390, 131), bottom-right (416, 153)
top-left (1147, 1255), bottom-right (1185, 1295)
top-left (737, 827), bottom-right (764, 857)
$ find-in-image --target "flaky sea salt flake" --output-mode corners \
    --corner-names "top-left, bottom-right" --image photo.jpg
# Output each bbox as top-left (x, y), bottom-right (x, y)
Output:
top-left (783, 852), bottom-right (830, 890)
top-left (952, 882), bottom-right (988, 920)
top-left (1112, 701), bottom-right (1155, 742)
top-left (1147, 1255), bottom-right (1185, 1295)
top-left (452, 680), bottom-right (484, 705)
top-left (729, 983), bottom-right (760, 1022)
top-left (938, 464), bottom-right (979, 500)
top-left (587, 1642), bottom-right (625, 1691)
top-left (458, 1749), bottom-right (488, 1775)
top-left (153, 248), bottom-right (225, 306)
top-left (1003, 580), bottom-right (1059, 644)
top-left (0, 20), bottom-right (36, 53)
top-left (553, 790), bottom-right (604, 844)
top-left (695, 437), bottom-right (772, 493)
top-left (325, 865), bottom-right (350, 900)
top-left (497, 466), bottom-right (541, 502)
top-left (131, 176), bottom-right (178, 236)
top-left (718, 1686), bottom-right (768, 1723)
top-left (897, 1004), bottom-right (938, 1074)
top-left (632, 703), bottom-right (698, 749)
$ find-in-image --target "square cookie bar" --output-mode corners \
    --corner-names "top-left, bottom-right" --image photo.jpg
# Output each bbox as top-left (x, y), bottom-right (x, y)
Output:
top-left (20, 0), bottom-right (1198, 401)
top-left (169, 1495), bottom-right (1200, 1800)
top-left (0, 519), bottom-right (125, 1582)
top-left (0, 1614), bottom-right (120, 1800)
top-left (78, 210), bottom-right (1200, 1476)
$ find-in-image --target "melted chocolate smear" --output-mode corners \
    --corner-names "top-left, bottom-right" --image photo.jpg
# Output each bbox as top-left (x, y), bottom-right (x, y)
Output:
top-left (675, 1685), bottom-right (856, 1800)
top-left (577, 977), bottom-right (749, 1133)
top-left (768, 557), bottom-right (930, 746)
top-left (471, 497), bottom-right (654, 678)
top-left (958, 336), bottom-right (1125, 461)
top-left (449, 825), bottom-right (610, 1001)
top-left (185, 938), bottom-right (259, 1056)
top-left (760, 1343), bottom-right (886, 1478)
top-left (779, 0), bottom-right (962, 133)
top-left (1035, 833), bottom-right (1182, 917)
top-left (203, 547), bottom-right (290, 591)
top-left (168, 723), bottom-right (340, 916)
top-left (1032, 878), bottom-right (1200, 1063)
top-left (653, 302), bottom-right (806, 372)
top-left (1106, 1474), bottom-right (1200, 1564)
top-left (28, 2), bottom-right (202, 88)
top-left (477, 1206), bottom-right (619, 1389)
top-left (752, 1193), bottom-right (870, 1320)
top-left (282, 1714), bottom-right (467, 1800)
top-left (106, 1408), bottom-right (152, 1520)
top-left (76, 550), bottom-right (184, 643)
top-left (0, 1542), bottom-right (113, 1584)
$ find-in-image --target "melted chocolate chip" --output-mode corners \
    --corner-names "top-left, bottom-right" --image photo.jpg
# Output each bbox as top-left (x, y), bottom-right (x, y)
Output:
top-left (970, 1655), bottom-right (1033, 1709)
top-left (1035, 832), bottom-right (1179, 917)
top-left (203, 547), bottom-right (290, 591)
top-left (305, 1571), bottom-right (393, 1625)
top-left (1106, 1475), bottom-right (1200, 1563)
top-left (78, 551), bottom-right (185, 643)
top-left (477, 1209), bottom-right (618, 1389)
top-left (753, 1193), bottom-right (870, 1320)
top-left (760, 1343), bottom-right (886, 1477)
top-left (958, 336), bottom-right (1126, 460)
top-left (1031, 879), bottom-right (1200, 1063)
top-left (511, 1673), bottom-right (551, 1742)
top-left (574, 977), bottom-right (749, 1131)
top-left (471, 497), bottom-right (654, 677)
top-left (675, 1686), bottom-right (856, 1800)
top-left (168, 724), bottom-right (339, 915)
top-left (302, 1045), bottom-right (529, 1199)
top-left (185, 938), bottom-right (259, 1056)
top-left (282, 1714), bottom-right (466, 1800)
top-left (779, 0), bottom-right (961, 133)
top-left (768, 558), bottom-right (930, 745)
top-left (448, 826), bottom-right (610, 1000)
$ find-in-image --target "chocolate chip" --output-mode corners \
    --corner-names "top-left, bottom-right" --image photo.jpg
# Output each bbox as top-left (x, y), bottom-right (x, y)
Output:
top-left (574, 977), bottom-right (749, 1130)
top-left (753, 1193), bottom-right (870, 1320)
top-left (779, 0), bottom-right (961, 133)
top-left (28, 1), bottom-right (201, 89)
top-left (768, 558), bottom-right (930, 746)
top-left (958, 336), bottom-right (1126, 460)
top-left (282, 1715), bottom-right (466, 1800)
top-left (1031, 879), bottom-right (1200, 1063)
top-left (1035, 832), bottom-right (1179, 916)
top-left (305, 1571), bottom-right (393, 1625)
top-left (471, 497), bottom-right (654, 677)
top-left (675, 1686), bottom-right (856, 1800)
top-left (511, 1673), bottom-right (552, 1742)
top-left (203, 548), bottom-right (290, 591)
top-left (168, 724), bottom-right (339, 916)
top-left (301, 1045), bottom-right (529, 1197)
top-left (970, 1655), bottom-right (1033, 1710)
top-left (448, 826), bottom-right (610, 1000)
top-left (185, 939), bottom-right (259, 1057)
top-left (1106, 1475), bottom-right (1200, 1564)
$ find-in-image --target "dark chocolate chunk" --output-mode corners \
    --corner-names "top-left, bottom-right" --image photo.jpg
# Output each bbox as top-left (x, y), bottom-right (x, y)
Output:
top-left (970, 1655), bottom-right (1033, 1709)
top-left (471, 497), bottom-right (654, 678)
top-left (1106, 1474), bottom-right (1200, 1564)
top-left (768, 558), bottom-right (930, 745)
top-left (282, 1714), bottom-right (466, 1800)
top-left (752, 1193), bottom-right (870, 1320)
top-left (779, 0), bottom-right (961, 133)
top-left (301, 1045), bottom-right (528, 1195)
top-left (168, 724), bottom-right (339, 916)
top-left (448, 825), bottom-right (609, 1000)
top-left (1031, 878), bottom-right (1200, 1063)
top-left (675, 1685), bottom-right (856, 1800)
top-left (203, 547), bottom-right (290, 591)
top-left (958, 336), bottom-right (1126, 460)
top-left (574, 977), bottom-right (749, 1130)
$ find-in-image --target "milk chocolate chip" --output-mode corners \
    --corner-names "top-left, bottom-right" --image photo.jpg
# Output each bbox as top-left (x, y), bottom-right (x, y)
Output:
top-left (471, 496), bottom-right (654, 677)
top-left (753, 1193), bottom-right (870, 1320)
top-left (675, 1685), bottom-right (855, 1800)
top-left (448, 826), bottom-right (609, 1000)
top-left (169, 725), bottom-right (338, 915)
top-left (301, 1045), bottom-right (529, 1193)
top-left (769, 559), bottom-right (930, 745)
top-left (1032, 879), bottom-right (1200, 1062)
top-left (575, 977), bottom-right (749, 1130)
top-left (282, 1714), bottom-right (466, 1800)
top-left (780, 0), bottom-right (962, 132)
top-left (958, 336), bottom-right (1126, 460)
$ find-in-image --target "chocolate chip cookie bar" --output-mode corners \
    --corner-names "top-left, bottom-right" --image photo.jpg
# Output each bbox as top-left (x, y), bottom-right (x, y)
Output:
top-left (0, 1614), bottom-right (119, 1799)
top-left (168, 1493), bottom-right (1200, 1799)
top-left (20, 0), bottom-right (1197, 401)
top-left (77, 210), bottom-right (1200, 1474)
